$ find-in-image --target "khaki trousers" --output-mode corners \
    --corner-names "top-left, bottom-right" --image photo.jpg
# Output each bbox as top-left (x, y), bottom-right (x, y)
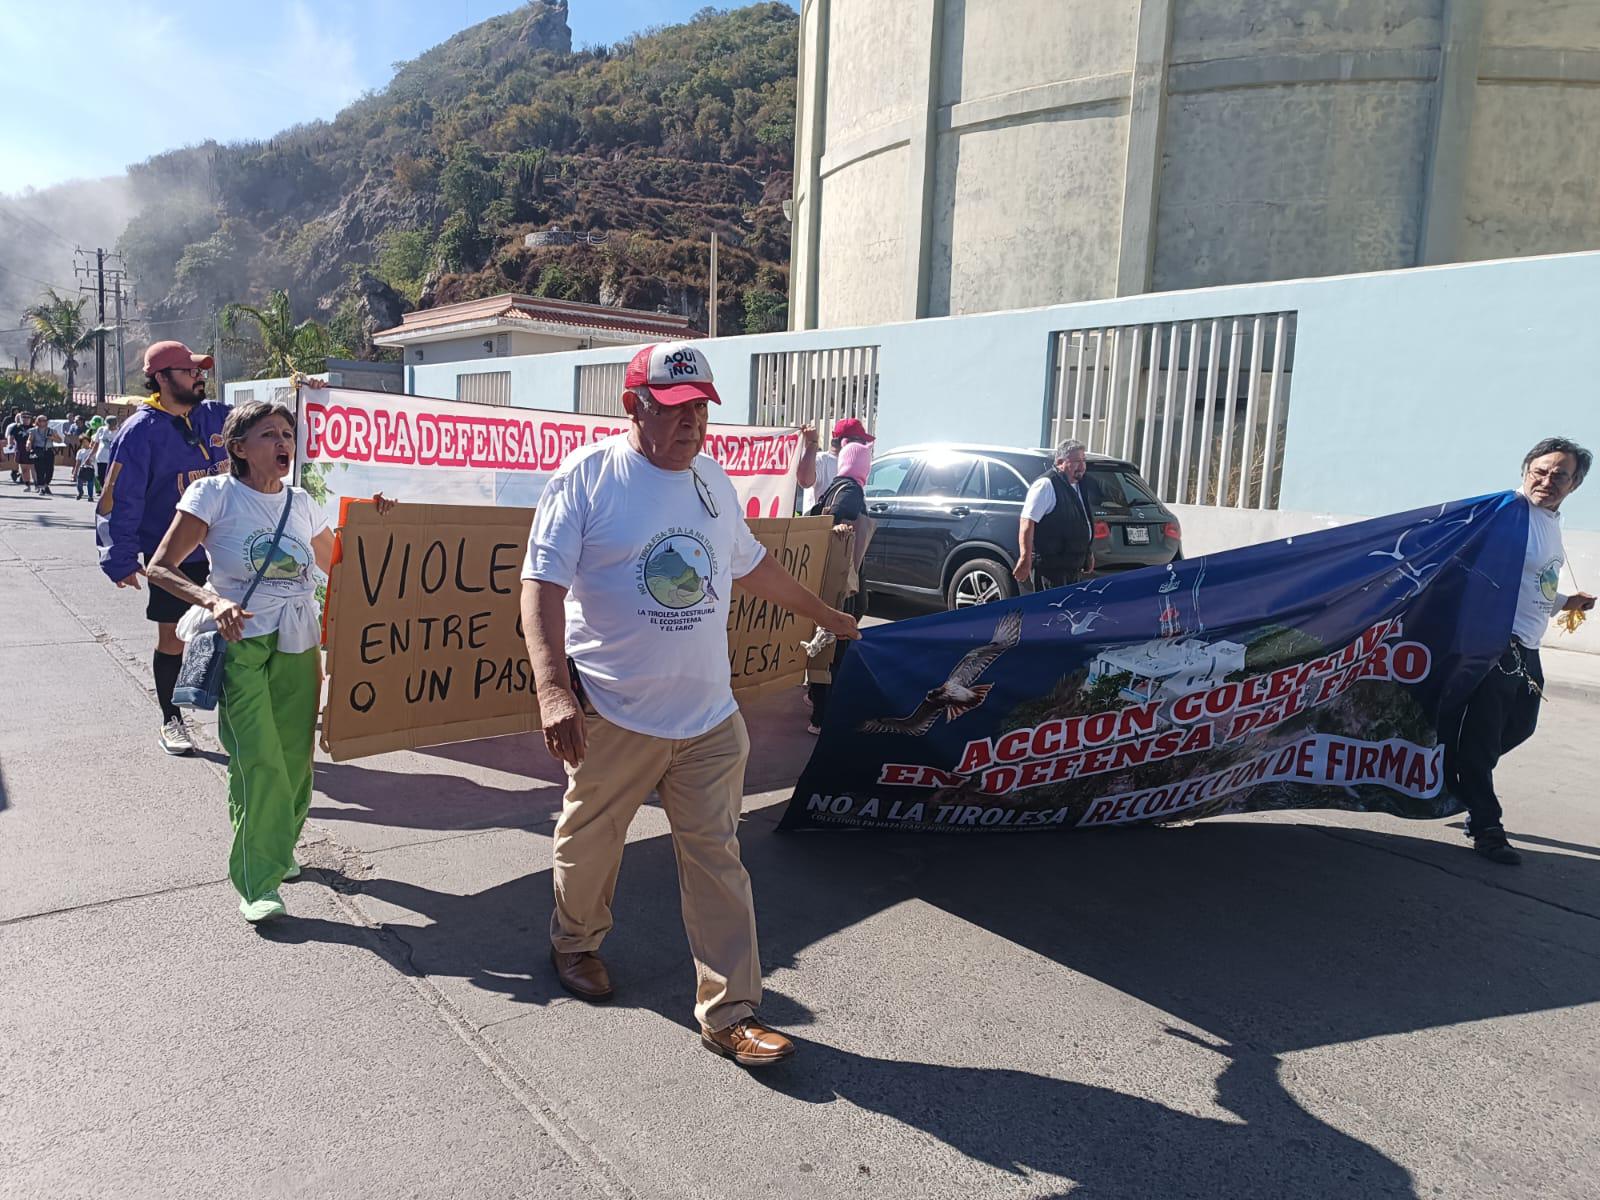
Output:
top-left (550, 709), bottom-right (760, 1031)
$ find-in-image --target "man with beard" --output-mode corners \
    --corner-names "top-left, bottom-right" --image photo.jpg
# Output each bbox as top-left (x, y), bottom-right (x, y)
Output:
top-left (97, 341), bottom-right (231, 755)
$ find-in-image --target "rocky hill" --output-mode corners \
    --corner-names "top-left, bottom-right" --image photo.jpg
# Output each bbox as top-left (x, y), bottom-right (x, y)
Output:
top-left (108, 1), bottom-right (796, 378)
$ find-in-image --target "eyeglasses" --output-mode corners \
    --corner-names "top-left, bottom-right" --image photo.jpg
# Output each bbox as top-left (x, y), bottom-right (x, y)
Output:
top-left (164, 367), bottom-right (208, 381)
top-left (1526, 468), bottom-right (1573, 486)
top-left (690, 467), bottom-right (719, 519)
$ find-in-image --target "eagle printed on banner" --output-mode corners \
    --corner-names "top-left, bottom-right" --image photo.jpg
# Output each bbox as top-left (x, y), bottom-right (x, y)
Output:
top-left (859, 610), bottom-right (1023, 736)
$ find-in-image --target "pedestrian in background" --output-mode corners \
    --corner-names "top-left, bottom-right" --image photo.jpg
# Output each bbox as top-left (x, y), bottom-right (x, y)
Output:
top-left (800, 416), bottom-right (875, 512)
top-left (805, 439), bottom-right (874, 734)
top-left (27, 415), bottom-right (62, 496)
top-left (1015, 438), bottom-right (1098, 591)
top-left (92, 416), bottom-right (118, 486)
top-left (74, 440), bottom-right (98, 502)
top-left (98, 341), bottom-right (230, 756)
top-left (9, 411), bottom-right (35, 490)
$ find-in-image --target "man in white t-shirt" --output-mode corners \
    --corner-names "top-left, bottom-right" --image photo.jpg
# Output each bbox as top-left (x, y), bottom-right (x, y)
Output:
top-left (1442, 436), bottom-right (1594, 865)
top-left (522, 341), bottom-right (859, 1068)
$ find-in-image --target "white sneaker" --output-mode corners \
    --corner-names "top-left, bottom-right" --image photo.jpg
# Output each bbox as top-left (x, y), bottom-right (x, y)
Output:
top-left (159, 716), bottom-right (195, 756)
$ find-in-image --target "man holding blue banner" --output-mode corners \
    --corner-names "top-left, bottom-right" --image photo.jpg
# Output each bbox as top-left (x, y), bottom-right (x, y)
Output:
top-left (1444, 437), bottom-right (1594, 865)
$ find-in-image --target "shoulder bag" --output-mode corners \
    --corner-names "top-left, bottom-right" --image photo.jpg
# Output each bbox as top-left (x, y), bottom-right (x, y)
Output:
top-left (173, 485), bottom-right (296, 711)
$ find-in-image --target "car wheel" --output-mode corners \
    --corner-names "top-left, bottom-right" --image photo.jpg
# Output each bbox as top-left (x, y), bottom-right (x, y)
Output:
top-left (947, 557), bottom-right (1017, 610)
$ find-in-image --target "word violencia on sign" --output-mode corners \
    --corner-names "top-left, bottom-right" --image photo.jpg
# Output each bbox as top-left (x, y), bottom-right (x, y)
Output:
top-left (320, 503), bottom-right (838, 762)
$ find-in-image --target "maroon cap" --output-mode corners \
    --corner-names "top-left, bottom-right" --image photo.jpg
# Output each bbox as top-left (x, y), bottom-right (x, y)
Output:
top-left (624, 342), bottom-right (721, 407)
top-left (831, 417), bottom-right (875, 443)
top-left (143, 340), bottom-right (214, 374)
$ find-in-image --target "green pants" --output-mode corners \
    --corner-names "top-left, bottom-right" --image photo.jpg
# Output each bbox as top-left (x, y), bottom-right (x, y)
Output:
top-left (217, 632), bottom-right (319, 903)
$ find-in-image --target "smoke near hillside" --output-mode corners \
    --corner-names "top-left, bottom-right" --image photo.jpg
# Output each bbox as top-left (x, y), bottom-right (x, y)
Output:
top-left (1, 1), bottom-right (797, 390)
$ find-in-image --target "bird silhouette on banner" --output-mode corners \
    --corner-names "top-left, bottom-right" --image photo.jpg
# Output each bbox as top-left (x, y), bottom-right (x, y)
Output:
top-left (859, 610), bottom-right (1023, 736)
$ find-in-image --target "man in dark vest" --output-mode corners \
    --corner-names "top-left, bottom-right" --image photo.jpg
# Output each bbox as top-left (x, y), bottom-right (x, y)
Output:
top-left (1014, 439), bottom-right (1097, 591)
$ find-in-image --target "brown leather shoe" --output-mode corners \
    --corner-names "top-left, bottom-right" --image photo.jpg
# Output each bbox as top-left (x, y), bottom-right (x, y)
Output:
top-left (551, 948), bottom-right (613, 1001)
top-left (700, 1018), bottom-right (795, 1067)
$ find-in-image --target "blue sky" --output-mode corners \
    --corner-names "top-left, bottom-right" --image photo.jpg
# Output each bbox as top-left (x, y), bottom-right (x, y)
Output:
top-left (0, 1), bottom-right (777, 195)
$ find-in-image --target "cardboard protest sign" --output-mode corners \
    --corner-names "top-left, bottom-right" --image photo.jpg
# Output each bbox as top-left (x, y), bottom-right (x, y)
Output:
top-left (295, 386), bottom-right (804, 531)
top-left (728, 517), bottom-right (835, 699)
top-left (780, 493), bottom-right (1527, 833)
top-left (322, 503), bottom-right (537, 761)
top-left (323, 505), bottom-right (836, 761)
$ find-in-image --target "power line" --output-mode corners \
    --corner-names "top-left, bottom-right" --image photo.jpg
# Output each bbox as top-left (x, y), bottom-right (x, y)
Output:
top-left (0, 202), bottom-right (77, 252)
top-left (0, 260), bottom-right (76, 292)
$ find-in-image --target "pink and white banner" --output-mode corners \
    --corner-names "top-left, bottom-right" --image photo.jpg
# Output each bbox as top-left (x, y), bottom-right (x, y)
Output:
top-left (294, 386), bottom-right (803, 528)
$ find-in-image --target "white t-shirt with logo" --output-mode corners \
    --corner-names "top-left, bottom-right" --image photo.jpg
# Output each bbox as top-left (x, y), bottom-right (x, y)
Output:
top-left (93, 425), bottom-right (118, 465)
top-left (176, 475), bottom-right (329, 651)
top-left (523, 436), bottom-right (767, 740)
top-left (1513, 493), bottom-right (1569, 648)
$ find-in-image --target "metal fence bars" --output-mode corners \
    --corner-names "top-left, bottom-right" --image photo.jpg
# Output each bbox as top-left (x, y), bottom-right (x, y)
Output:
top-left (574, 362), bottom-right (629, 416)
top-left (751, 344), bottom-right (880, 436)
top-left (457, 370), bottom-right (512, 407)
top-left (1046, 314), bottom-right (1296, 509)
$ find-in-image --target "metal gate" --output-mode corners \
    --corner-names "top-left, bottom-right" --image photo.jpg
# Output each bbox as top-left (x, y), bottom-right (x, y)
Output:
top-left (1047, 313), bottom-right (1297, 509)
top-left (751, 344), bottom-right (879, 434)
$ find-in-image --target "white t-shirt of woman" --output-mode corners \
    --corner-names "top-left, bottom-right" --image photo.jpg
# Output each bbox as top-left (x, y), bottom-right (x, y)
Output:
top-left (523, 436), bottom-right (766, 740)
top-left (176, 475), bottom-right (329, 652)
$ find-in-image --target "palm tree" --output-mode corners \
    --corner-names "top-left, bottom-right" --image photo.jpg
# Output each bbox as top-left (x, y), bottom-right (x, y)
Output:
top-left (221, 289), bottom-right (336, 378)
top-left (24, 291), bottom-right (96, 395)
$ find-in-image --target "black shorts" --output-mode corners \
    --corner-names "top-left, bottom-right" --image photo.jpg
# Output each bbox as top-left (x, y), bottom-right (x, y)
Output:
top-left (145, 557), bottom-right (209, 625)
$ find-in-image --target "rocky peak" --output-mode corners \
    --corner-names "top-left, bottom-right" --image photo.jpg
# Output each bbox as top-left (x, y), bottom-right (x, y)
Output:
top-left (519, 1), bottom-right (572, 54)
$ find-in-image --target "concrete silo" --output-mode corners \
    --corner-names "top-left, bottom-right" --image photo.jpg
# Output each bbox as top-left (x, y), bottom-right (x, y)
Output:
top-left (788, 0), bottom-right (1600, 329)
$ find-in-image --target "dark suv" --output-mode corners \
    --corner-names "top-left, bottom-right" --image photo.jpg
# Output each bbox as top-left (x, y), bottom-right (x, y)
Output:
top-left (860, 444), bottom-right (1182, 610)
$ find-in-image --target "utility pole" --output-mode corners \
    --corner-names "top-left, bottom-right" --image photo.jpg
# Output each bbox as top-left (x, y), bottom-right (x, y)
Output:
top-left (113, 281), bottom-right (127, 392)
top-left (74, 247), bottom-right (131, 408)
top-left (708, 232), bottom-right (719, 338)
top-left (95, 249), bottom-right (107, 410)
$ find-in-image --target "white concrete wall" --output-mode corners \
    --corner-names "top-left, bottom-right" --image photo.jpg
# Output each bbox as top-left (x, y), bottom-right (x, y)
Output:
top-left (791, 0), bottom-right (1600, 327)
top-left (407, 251), bottom-right (1600, 649)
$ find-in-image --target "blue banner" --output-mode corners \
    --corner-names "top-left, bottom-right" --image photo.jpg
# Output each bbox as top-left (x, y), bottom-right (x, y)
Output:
top-left (779, 494), bottom-right (1529, 833)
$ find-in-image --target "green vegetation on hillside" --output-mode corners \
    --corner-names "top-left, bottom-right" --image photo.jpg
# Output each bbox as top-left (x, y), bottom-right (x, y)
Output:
top-left (115, 1), bottom-right (797, 379)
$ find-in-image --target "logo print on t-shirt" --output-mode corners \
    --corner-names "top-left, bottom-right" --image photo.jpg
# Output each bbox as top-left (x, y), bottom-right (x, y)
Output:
top-left (643, 533), bottom-right (714, 609)
top-left (245, 531), bottom-right (313, 584)
top-left (1537, 558), bottom-right (1562, 605)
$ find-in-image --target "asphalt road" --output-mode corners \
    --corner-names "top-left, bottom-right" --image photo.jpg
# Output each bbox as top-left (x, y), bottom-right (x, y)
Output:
top-left (3, 488), bottom-right (1598, 1200)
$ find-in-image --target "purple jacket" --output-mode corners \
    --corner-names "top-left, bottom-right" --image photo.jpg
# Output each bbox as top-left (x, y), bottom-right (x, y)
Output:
top-left (97, 399), bottom-right (230, 582)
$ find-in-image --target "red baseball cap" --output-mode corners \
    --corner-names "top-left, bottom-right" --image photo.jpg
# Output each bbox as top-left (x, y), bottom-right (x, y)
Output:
top-left (624, 342), bottom-right (721, 407)
top-left (144, 340), bottom-right (214, 374)
top-left (831, 417), bottom-right (875, 443)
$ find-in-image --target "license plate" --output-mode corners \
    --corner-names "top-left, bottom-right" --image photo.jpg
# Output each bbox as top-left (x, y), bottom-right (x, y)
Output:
top-left (1126, 526), bottom-right (1151, 545)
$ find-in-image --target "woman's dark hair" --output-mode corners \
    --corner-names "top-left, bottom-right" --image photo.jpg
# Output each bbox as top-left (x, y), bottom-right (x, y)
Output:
top-left (221, 401), bottom-right (296, 479)
top-left (1523, 437), bottom-right (1592, 487)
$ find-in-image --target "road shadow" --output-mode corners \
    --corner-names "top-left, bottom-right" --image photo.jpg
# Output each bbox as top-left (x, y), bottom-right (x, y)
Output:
top-left (275, 804), bottom-right (1600, 1197)
top-left (752, 1031), bottom-right (1412, 1199)
top-left (309, 759), bottom-right (566, 834)
top-left (307, 688), bottom-right (820, 832)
